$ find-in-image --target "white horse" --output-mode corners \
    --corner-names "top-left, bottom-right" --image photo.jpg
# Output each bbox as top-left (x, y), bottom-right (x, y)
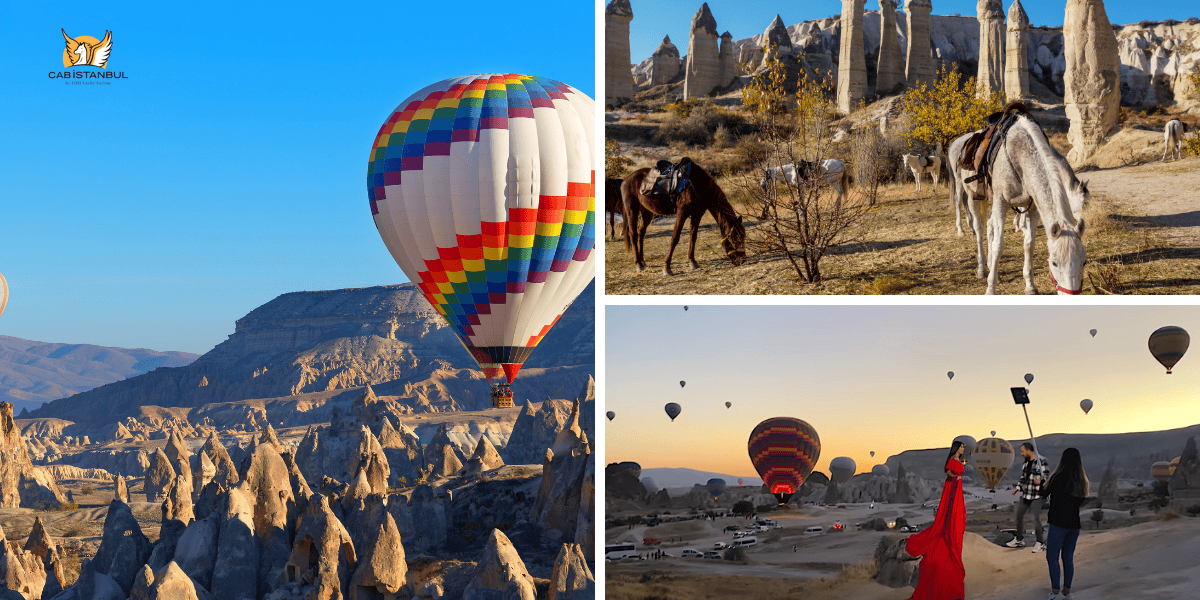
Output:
top-left (760, 159), bottom-right (850, 208)
top-left (947, 114), bottom-right (1088, 295)
top-left (1163, 119), bottom-right (1187, 162)
top-left (902, 153), bottom-right (942, 192)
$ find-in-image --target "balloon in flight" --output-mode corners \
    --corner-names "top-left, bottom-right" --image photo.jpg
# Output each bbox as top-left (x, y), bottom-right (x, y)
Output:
top-left (1149, 326), bottom-right (1190, 374)
top-left (680, 381), bottom-right (686, 388)
top-left (990, 430), bottom-right (997, 437)
top-left (870, 451), bottom-right (875, 457)
top-left (972, 437), bottom-right (1015, 490)
top-left (1089, 329), bottom-right (1097, 338)
top-left (664, 403), bottom-right (681, 421)
top-left (1080, 399), bottom-right (1093, 414)
top-left (0, 272), bottom-right (7, 319)
top-left (829, 457), bottom-right (857, 483)
top-left (725, 401), bottom-right (732, 409)
top-left (1151, 461), bottom-right (1173, 483)
top-left (366, 74), bottom-right (596, 387)
top-left (947, 371), bottom-right (954, 381)
top-left (871, 464), bottom-right (890, 477)
top-left (1024, 373), bottom-right (1034, 385)
top-left (706, 478), bottom-right (727, 499)
top-left (747, 417), bottom-right (821, 505)
top-left (606, 411), bottom-right (615, 421)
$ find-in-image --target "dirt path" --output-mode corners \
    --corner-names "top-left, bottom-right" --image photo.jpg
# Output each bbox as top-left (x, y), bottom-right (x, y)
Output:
top-left (1085, 155), bottom-right (1200, 244)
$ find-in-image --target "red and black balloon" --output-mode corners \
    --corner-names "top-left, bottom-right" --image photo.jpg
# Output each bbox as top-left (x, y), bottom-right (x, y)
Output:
top-left (747, 417), bottom-right (821, 505)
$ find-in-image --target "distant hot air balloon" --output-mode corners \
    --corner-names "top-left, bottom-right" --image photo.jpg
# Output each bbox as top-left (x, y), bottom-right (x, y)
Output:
top-left (725, 401), bottom-right (732, 409)
top-left (737, 478), bottom-right (743, 486)
top-left (684, 306), bottom-right (689, 311)
top-left (0, 272), bottom-right (7, 319)
top-left (1024, 373), bottom-right (1034, 385)
top-left (747, 417), bottom-right (821, 505)
top-left (664, 403), bottom-right (681, 421)
top-left (972, 437), bottom-right (1015, 490)
top-left (606, 411), bottom-right (615, 421)
top-left (1151, 461), bottom-right (1173, 483)
top-left (990, 430), bottom-right (997, 437)
top-left (829, 457), bottom-right (856, 483)
top-left (366, 74), bottom-right (595, 390)
top-left (870, 451), bottom-right (875, 457)
top-left (1080, 399), bottom-right (1093, 414)
top-left (1089, 329), bottom-right (1097, 338)
top-left (706, 478), bottom-right (728, 499)
top-left (1170, 456), bottom-right (1180, 475)
top-left (680, 381), bottom-right (686, 388)
top-left (1149, 326), bottom-right (1190, 374)
top-left (953, 435), bottom-right (977, 463)
top-left (947, 371), bottom-right (954, 381)
top-left (871, 464), bottom-right (890, 477)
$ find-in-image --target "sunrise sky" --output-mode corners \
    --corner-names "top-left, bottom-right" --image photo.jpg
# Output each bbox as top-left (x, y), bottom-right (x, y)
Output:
top-left (605, 305), bottom-right (1200, 480)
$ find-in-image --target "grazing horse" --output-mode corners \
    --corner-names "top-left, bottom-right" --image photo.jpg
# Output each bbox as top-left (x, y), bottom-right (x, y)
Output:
top-left (1163, 119), bottom-right (1187, 162)
top-left (759, 159), bottom-right (850, 209)
top-left (902, 153), bottom-right (943, 192)
top-left (946, 114), bottom-right (1088, 295)
top-left (604, 178), bottom-right (624, 241)
top-left (621, 161), bottom-right (746, 275)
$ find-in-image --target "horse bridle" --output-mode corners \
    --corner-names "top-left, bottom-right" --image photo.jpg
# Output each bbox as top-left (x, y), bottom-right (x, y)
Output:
top-left (1048, 262), bottom-right (1082, 295)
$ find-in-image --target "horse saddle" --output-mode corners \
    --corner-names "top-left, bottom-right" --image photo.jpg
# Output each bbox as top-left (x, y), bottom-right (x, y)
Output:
top-left (962, 102), bottom-right (1031, 184)
top-left (916, 156), bottom-right (929, 169)
top-left (642, 157), bottom-right (693, 200)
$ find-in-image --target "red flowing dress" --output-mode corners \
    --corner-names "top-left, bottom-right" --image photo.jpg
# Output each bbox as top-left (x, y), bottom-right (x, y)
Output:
top-left (904, 458), bottom-right (965, 600)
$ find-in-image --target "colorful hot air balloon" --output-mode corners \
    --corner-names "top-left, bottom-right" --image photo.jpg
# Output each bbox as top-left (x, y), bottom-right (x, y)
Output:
top-left (1151, 461), bottom-right (1173, 483)
top-left (871, 464), bottom-right (890, 477)
top-left (725, 401), bottom-right (732, 409)
top-left (1080, 399), bottom-right (1093, 414)
top-left (706, 478), bottom-right (727, 499)
top-left (747, 417), bottom-right (821, 505)
top-left (0, 272), bottom-right (7, 319)
top-left (664, 403), bottom-right (681, 421)
top-left (1171, 456), bottom-right (1180, 475)
top-left (1149, 326), bottom-right (1190, 374)
top-left (606, 411), bottom-right (615, 421)
top-left (1024, 373), bottom-right (1034, 385)
top-left (947, 371), bottom-right (954, 381)
top-left (679, 381), bottom-right (686, 388)
top-left (367, 74), bottom-right (595, 392)
top-left (1089, 329), bottom-right (1097, 338)
top-left (972, 437), bottom-right (1015, 490)
top-left (829, 457), bottom-right (856, 483)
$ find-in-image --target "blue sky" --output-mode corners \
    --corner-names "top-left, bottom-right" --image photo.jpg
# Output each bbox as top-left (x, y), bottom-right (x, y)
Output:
top-left (606, 305), bottom-right (1200, 478)
top-left (623, 0), bottom-right (1199, 64)
top-left (0, 1), bottom-right (595, 354)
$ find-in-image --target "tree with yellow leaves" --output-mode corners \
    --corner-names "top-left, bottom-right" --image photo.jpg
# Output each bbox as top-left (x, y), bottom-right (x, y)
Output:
top-left (903, 65), bottom-right (1006, 151)
top-left (605, 139), bottom-right (635, 179)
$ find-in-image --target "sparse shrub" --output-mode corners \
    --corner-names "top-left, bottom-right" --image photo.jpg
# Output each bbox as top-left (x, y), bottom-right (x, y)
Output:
top-left (729, 137), bottom-right (768, 173)
top-left (1090, 508), bottom-right (1104, 528)
top-left (664, 97), bottom-right (704, 119)
top-left (870, 274), bottom-right (920, 294)
top-left (606, 139), bottom-right (636, 179)
top-left (80, 485), bottom-right (94, 495)
top-left (723, 547), bottom-right (748, 561)
top-left (713, 124), bottom-right (735, 149)
top-left (656, 101), bottom-right (748, 147)
top-left (1182, 133), bottom-right (1200, 157)
top-left (59, 501), bottom-right (79, 511)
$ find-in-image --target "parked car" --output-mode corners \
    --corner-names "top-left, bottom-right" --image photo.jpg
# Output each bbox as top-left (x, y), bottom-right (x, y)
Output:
top-left (712, 542), bottom-right (730, 550)
top-left (704, 551), bottom-right (723, 559)
top-left (681, 549), bottom-right (703, 558)
top-left (804, 526), bottom-right (824, 536)
top-left (733, 536), bottom-right (759, 547)
top-left (647, 519), bottom-right (661, 527)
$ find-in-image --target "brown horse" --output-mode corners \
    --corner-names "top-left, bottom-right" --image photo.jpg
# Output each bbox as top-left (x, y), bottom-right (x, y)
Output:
top-left (604, 178), bottom-right (624, 241)
top-left (621, 160), bottom-right (746, 275)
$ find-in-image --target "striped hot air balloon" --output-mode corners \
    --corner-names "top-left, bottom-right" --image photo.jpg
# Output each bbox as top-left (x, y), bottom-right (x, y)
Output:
top-left (972, 437), bottom-right (1015, 490)
top-left (367, 74), bottom-right (595, 390)
top-left (747, 417), bottom-right (820, 505)
top-left (1151, 461), bottom-right (1173, 483)
top-left (1149, 326), bottom-right (1189, 374)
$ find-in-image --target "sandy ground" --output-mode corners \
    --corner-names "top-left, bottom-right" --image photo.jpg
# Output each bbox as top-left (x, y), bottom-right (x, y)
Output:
top-left (1084, 154), bottom-right (1200, 244)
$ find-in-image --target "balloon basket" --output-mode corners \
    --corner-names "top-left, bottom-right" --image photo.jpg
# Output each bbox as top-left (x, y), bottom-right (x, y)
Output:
top-left (490, 384), bottom-right (514, 408)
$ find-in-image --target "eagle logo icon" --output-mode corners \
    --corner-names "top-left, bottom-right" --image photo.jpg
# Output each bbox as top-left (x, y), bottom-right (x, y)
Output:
top-left (61, 29), bottom-right (113, 68)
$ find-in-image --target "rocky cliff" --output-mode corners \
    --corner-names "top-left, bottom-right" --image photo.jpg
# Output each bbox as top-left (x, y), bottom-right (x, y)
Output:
top-left (28, 282), bottom-right (594, 433)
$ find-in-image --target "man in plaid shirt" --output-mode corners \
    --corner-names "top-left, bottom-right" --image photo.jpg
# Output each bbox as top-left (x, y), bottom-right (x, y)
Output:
top-left (1006, 442), bottom-right (1050, 551)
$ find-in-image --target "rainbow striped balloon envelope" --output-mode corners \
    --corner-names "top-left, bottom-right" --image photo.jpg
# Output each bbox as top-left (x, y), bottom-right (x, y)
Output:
top-left (747, 417), bottom-right (821, 504)
top-left (367, 74), bottom-right (595, 383)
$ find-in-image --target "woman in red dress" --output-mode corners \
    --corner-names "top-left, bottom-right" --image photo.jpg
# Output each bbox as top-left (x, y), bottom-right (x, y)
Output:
top-left (904, 440), bottom-right (967, 600)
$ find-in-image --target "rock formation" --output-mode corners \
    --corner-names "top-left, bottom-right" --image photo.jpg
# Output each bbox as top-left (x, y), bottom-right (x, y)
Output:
top-left (718, 31), bottom-right (737, 90)
top-left (904, 0), bottom-right (935, 88)
top-left (144, 448), bottom-right (176, 503)
top-left (1064, 0), bottom-right (1120, 164)
top-left (1098, 458), bottom-right (1118, 505)
top-left (605, 462), bottom-right (646, 500)
top-left (534, 399), bottom-right (591, 542)
top-left (470, 436), bottom-right (505, 472)
top-left (875, 536), bottom-right (920, 587)
top-left (547, 544), bottom-right (594, 600)
top-left (647, 36), bottom-right (682, 87)
top-left (1168, 437), bottom-right (1199, 499)
top-left (0, 402), bottom-right (64, 509)
top-left (114, 474), bottom-right (129, 503)
top-left (163, 428), bottom-right (192, 486)
top-left (349, 511), bottom-right (406, 599)
top-left (605, 0), bottom-right (634, 107)
top-left (462, 530), bottom-right (537, 600)
top-left (763, 15), bottom-right (792, 59)
top-left (352, 426), bottom-right (390, 495)
top-left (876, 0), bottom-right (904, 94)
top-left (0, 521), bottom-right (48, 600)
top-left (278, 494), bottom-right (357, 600)
top-left (1005, 0), bottom-right (1030, 99)
top-left (212, 483), bottom-right (259, 600)
top-left (409, 485), bottom-right (452, 554)
top-left (976, 0), bottom-right (1005, 94)
top-left (25, 517), bottom-right (65, 596)
top-left (683, 3), bottom-right (721, 100)
top-left (504, 400), bottom-right (577, 465)
top-left (193, 451), bottom-right (215, 499)
top-left (837, 0), bottom-right (868, 113)
top-left (201, 431), bottom-right (239, 488)
top-left (92, 499), bottom-right (154, 594)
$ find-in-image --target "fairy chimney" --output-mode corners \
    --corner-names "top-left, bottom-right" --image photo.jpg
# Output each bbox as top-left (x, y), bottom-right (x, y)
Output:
top-left (605, 0), bottom-right (634, 107)
top-left (1064, 0), bottom-right (1120, 164)
top-left (837, 0), bottom-right (868, 113)
top-left (876, 0), bottom-right (904, 94)
top-left (683, 3), bottom-right (721, 100)
top-left (904, 0), bottom-right (935, 88)
top-left (763, 15), bottom-right (792, 60)
top-left (1005, 0), bottom-right (1031, 100)
top-left (976, 0), bottom-right (1005, 94)
top-left (719, 31), bottom-right (738, 90)
top-left (649, 36), bottom-right (682, 87)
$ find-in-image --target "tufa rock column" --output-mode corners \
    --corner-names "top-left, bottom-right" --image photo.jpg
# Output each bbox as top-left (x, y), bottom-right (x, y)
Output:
top-left (649, 36), bottom-right (681, 87)
top-left (1064, 0), bottom-right (1120, 164)
top-left (719, 31), bottom-right (738, 91)
top-left (904, 0), bottom-right (935, 88)
top-left (763, 14), bottom-right (793, 61)
top-left (683, 3), bottom-right (721, 100)
top-left (876, 0), bottom-right (905, 94)
top-left (837, 0), bottom-right (868, 113)
top-left (976, 0), bottom-right (1005, 95)
top-left (1005, 0), bottom-right (1031, 100)
top-left (604, 0), bottom-right (634, 107)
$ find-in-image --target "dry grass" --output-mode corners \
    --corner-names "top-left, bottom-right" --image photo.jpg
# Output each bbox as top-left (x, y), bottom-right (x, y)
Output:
top-left (606, 567), bottom-right (812, 600)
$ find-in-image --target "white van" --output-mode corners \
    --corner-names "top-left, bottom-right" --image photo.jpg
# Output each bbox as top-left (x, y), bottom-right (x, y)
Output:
top-left (681, 549), bottom-right (703, 558)
top-left (804, 526), bottom-right (824, 536)
top-left (605, 543), bottom-right (639, 560)
top-left (732, 536), bottom-right (758, 547)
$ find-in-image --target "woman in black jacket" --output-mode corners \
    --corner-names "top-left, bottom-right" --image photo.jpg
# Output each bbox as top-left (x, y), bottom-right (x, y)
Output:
top-left (1043, 447), bottom-right (1089, 600)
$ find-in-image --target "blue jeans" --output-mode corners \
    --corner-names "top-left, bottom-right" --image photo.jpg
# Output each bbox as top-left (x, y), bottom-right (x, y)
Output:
top-left (1046, 524), bottom-right (1081, 590)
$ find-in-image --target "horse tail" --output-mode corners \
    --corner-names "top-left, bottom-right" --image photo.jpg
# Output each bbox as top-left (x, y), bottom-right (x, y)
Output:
top-left (840, 167), bottom-right (851, 191)
top-left (620, 174), bottom-right (637, 252)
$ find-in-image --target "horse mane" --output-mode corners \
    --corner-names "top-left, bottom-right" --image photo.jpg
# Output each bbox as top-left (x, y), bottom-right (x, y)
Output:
top-left (688, 164), bottom-right (743, 238)
top-left (1012, 114), bottom-right (1082, 220)
top-left (621, 168), bottom-right (650, 252)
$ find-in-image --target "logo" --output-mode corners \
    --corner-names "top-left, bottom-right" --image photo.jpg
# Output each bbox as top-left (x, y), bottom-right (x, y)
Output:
top-left (61, 29), bottom-right (112, 68)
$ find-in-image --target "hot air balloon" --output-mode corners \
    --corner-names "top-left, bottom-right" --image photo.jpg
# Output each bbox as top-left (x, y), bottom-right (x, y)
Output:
top-left (870, 451), bottom-right (875, 457)
top-left (1151, 461), bottom-right (1173, 483)
top-left (990, 430), bottom-right (997, 437)
top-left (829, 457), bottom-right (856, 483)
top-left (367, 74), bottom-right (595, 406)
top-left (664, 403), bottom-right (681, 421)
top-left (871, 464), bottom-right (890, 477)
top-left (747, 417), bottom-right (821, 505)
top-left (1149, 326), bottom-right (1190, 374)
top-left (1024, 373), bottom-right (1034, 385)
top-left (1089, 329), bottom-right (1097, 338)
top-left (947, 371), bottom-right (954, 381)
top-left (1170, 456), bottom-right (1180, 475)
top-left (1080, 399), bottom-right (1093, 414)
top-left (679, 381), bottom-right (686, 388)
top-left (641, 477), bottom-right (660, 493)
top-left (953, 435), bottom-right (977, 463)
top-left (972, 437), bottom-right (1015, 490)
top-left (606, 411), bottom-right (615, 421)
top-left (725, 402), bottom-right (732, 409)
top-left (684, 306), bottom-right (689, 311)
top-left (706, 478), bottom-right (728, 499)
top-left (737, 478), bottom-right (743, 486)
top-left (0, 272), bottom-right (7, 319)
